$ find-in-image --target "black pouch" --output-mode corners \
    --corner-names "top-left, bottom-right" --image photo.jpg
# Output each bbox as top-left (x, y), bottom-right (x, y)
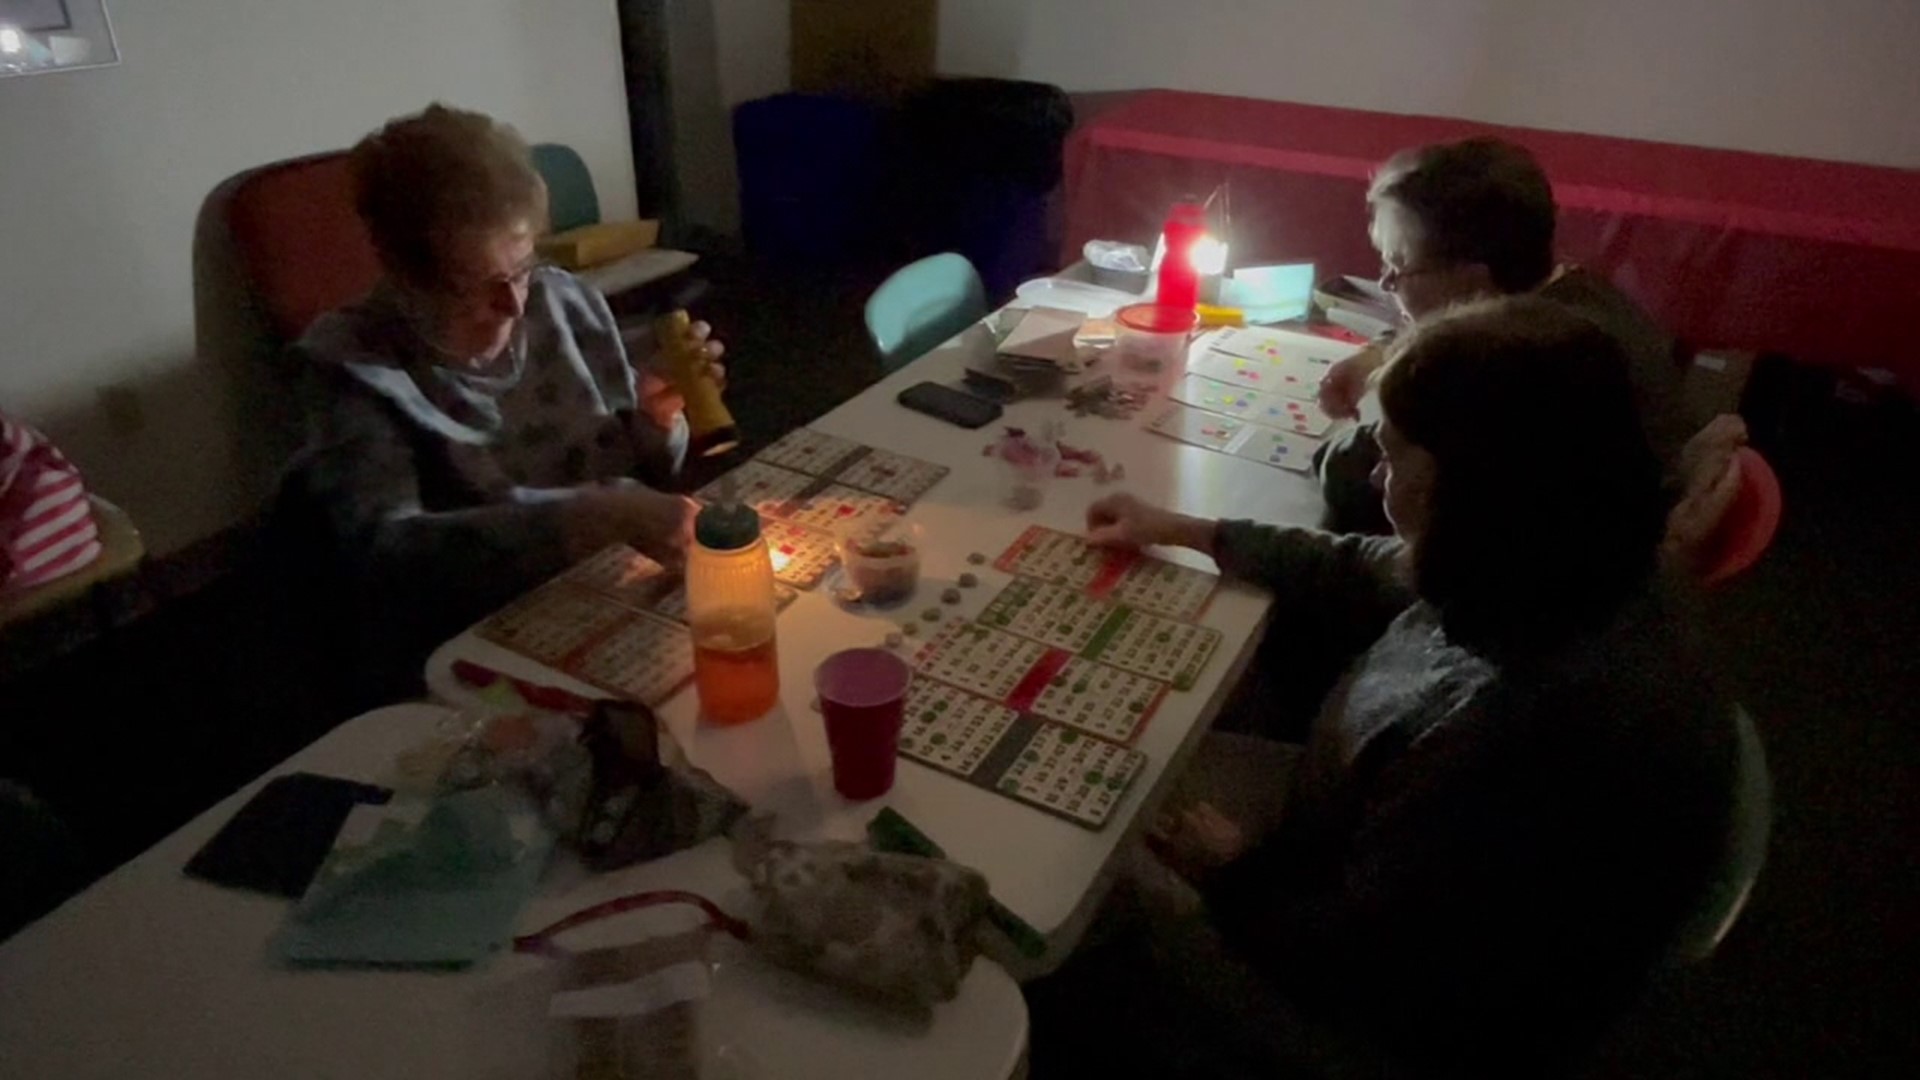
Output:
top-left (572, 702), bottom-right (748, 872)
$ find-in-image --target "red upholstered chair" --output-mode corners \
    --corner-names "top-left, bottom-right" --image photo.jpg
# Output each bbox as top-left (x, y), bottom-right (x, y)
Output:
top-left (218, 152), bottom-right (381, 343)
top-left (1699, 447), bottom-right (1783, 587)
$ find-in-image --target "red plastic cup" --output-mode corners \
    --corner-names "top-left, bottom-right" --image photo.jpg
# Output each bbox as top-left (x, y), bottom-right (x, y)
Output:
top-left (814, 648), bottom-right (912, 800)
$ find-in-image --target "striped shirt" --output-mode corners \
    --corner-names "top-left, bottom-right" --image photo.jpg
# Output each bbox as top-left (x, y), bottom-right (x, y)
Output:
top-left (1, 412), bottom-right (101, 592)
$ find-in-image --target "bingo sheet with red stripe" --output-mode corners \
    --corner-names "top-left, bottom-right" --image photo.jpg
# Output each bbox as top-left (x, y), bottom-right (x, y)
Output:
top-left (555, 545), bottom-right (796, 623)
top-left (907, 616), bottom-right (1167, 745)
top-left (979, 577), bottom-right (1221, 690)
top-left (476, 546), bottom-right (794, 705)
top-left (896, 678), bottom-right (1146, 830)
top-left (994, 526), bottom-right (1219, 620)
top-left (479, 583), bottom-right (692, 706)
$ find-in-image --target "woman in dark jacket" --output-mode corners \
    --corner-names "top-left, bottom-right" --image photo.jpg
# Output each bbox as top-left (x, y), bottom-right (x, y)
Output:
top-left (1039, 296), bottom-right (1735, 1077)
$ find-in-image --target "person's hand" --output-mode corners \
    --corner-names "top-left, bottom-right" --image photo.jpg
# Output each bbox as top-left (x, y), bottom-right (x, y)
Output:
top-left (1317, 341), bottom-right (1388, 421)
top-left (1677, 413), bottom-right (1746, 484)
top-left (1086, 494), bottom-right (1214, 551)
top-left (1663, 414), bottom-right (1749, 574)
top-left (568, 486), bottom-right (699, 562)
top-left (1146, 800), bottom-right (1249, 880)
top-left (625, 490), bottom-right (700, 561)
top-left (638, 320), bottom-right (727, 431)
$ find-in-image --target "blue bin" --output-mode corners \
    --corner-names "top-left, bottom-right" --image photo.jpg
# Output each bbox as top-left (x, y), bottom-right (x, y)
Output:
top-left (733, 94), bottom-right (883, 263)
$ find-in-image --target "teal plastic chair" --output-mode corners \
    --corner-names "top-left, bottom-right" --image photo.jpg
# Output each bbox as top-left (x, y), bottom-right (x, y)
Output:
top-left (864, 253), bottom-right (988, 372)
top-left (1667, 705), bottom-right (1772, 966)
top-left (531, 144), bottom-right (601, 234)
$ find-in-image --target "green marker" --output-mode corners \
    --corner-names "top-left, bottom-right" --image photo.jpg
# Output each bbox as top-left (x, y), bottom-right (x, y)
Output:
top-left (867, 807), bottom-right (1048, 959)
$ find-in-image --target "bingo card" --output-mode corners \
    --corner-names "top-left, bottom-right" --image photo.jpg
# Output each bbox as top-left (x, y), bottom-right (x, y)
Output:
top-left (695, 460), bottom-right (817, 519)
top-left (1170, 373), bottom-right (1333, 437)
top-left (906, 617), bottom-right (1166, 744)
top-left (896, 679), bottom-right (1146, 829)
top-left (995, 526), bottom-right (1219, 620)
top-left (558, 545), bottom-right (798, 616)
top-left (478, 583), bottom-right (693, 706)
top-left (760, 517), bottom-right (838, 589)
top-left (755, 427), bottom-right (950, 505)
top-left (979, 577), bottom-right (1221, 690)
top-left (779, 483), bottom-right (905, 539)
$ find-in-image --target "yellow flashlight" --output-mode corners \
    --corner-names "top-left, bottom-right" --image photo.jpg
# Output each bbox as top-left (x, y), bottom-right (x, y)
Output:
top-left (653, 309), bottom-right (739, 457)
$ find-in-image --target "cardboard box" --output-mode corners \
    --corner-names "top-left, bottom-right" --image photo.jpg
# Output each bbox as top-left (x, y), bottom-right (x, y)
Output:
top-left (792, 0), bottom-right (936, 101)
top-left (536, 220), bottom-right (660, 271)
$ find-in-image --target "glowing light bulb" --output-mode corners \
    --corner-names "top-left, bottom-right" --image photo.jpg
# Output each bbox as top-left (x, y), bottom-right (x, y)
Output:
top-left (1190, 235), bottom-right (1229, 276)
top-left (0, 27), bottom-right (24, 55)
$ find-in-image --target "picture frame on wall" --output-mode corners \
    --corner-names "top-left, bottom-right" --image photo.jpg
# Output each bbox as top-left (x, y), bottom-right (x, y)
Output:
top-left (1, 0), bottom-right (118, 77)
top-left (4, 1), bottom-right (69, 33)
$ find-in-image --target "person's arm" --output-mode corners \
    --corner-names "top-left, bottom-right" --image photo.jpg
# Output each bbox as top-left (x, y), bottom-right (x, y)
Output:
top-left (303, 384), bottom-right (688, 622)
top-left (1212, 519), bottom-right (1407, 617)
top-left (1315, 337), bottom-right (1391, 420)
top-left (1087, 493), bottom-right (1410, 641)
top-left (624, 315), bottom-right (728, 485)
top-left (536, 270), bottom-right (693, 483)
top-left (1662, 414), bottom-right (1747, 576)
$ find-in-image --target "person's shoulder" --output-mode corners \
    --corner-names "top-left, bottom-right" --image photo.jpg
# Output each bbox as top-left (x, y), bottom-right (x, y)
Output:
top-left (529, 266), bottom-right (607, 312)
top-left (294, 292), bottom-right (405, 370)
top-left (522, 267), bottom-right (618, 359)
top-left (1542, 267), bottom-right (1670, 345)
top-left (522, 263), bottom-right (618, 342)
top-left (1356, 604), bottom-right (1504, 743)
top-left (1543, 267), bottom-right (1642, 321)
top-left (1533, 583), bottom-right (1729, 753)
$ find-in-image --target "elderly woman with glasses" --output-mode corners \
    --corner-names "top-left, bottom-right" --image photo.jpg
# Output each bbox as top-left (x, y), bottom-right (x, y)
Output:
top-left (291, 104), bottom-right (722, 664)
top-left (1310, 138), bottom-right (1741, 541)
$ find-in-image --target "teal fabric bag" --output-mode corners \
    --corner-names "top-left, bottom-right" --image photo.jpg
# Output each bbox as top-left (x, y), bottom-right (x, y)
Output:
top-left (270, 786), bottom-right (553, 968)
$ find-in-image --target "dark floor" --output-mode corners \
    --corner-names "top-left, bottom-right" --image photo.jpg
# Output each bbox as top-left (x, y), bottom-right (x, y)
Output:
top-left (2, 257), bottom-right (1915, 1075)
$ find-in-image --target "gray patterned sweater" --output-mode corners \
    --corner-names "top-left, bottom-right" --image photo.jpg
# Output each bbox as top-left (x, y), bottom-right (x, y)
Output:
top-left (290, 268), bottom-right (685, 647)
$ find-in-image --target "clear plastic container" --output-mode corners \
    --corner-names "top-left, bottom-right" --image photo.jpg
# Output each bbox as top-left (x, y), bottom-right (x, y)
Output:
top-left (993, 429), bottom-right (1059, 511)
top-left (837, 524), bottom-right (924, 606)
top-left (1116, 302), bottom-right (1199, 377)
top-left (687, 503), bottom-right (780, 726)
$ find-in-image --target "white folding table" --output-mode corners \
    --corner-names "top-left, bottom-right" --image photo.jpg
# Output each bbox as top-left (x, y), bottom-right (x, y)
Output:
top-left (426, 314), bottom-right (1344, 973)
top-left (0, 704), bottom-right (1030, 1080)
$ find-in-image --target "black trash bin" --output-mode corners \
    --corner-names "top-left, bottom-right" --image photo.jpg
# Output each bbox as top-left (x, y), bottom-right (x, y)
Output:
top-left (886, 78), bottom-right (1075, 300)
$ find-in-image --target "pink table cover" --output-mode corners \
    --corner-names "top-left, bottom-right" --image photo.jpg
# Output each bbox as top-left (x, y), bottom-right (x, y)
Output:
top-left (1065, 90), bottom-right (1920, 381)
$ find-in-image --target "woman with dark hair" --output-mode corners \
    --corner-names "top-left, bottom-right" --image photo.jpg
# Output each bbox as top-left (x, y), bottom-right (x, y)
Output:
top-left (1038, 297), bottom-right (1735, 1077)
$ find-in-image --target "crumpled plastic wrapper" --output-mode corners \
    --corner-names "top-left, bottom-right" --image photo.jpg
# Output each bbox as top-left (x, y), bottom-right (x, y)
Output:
top-left (420, 706), bottom-right (747, 872)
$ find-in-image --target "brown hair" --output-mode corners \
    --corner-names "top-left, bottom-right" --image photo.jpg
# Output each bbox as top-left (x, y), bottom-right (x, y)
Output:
top-left (349, 104), bottom-right (547, 288)
top-left (1369, 138), bottom-right (1556, 293)
top-left (1378, 296), bottom-right (1665, 649)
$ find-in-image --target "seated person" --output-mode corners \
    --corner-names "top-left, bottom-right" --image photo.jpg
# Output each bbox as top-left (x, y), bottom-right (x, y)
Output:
top-left (287, 105), bottom-right (721, 668)
top-left (1315, 137), bottom-right (1707, 535)
top-left (1039, 297), bottom-right (1735, 1077)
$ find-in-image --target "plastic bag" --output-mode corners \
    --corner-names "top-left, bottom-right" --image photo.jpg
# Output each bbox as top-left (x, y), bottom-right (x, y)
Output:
top-left (730, 816), bottom-right (990, 1008)
top-left (518, 892), bottom-right (751, 1079)
top-left (409, 702), bottom-right (748, 870)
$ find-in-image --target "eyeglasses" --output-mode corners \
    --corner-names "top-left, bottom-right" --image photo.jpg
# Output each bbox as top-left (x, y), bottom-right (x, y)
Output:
top-left (438, 256), bottom-right (545, 306)
top-left (1377, 260), bottom-right (1451, 293)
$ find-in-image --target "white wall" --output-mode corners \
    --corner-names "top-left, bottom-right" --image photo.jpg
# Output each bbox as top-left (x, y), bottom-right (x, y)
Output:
top-left (665, 0), bottom-right (793, 234)
top-left (0, 0), bottom-right (635, 555)
top-left (938, 0), bottom-right (1920, 170)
